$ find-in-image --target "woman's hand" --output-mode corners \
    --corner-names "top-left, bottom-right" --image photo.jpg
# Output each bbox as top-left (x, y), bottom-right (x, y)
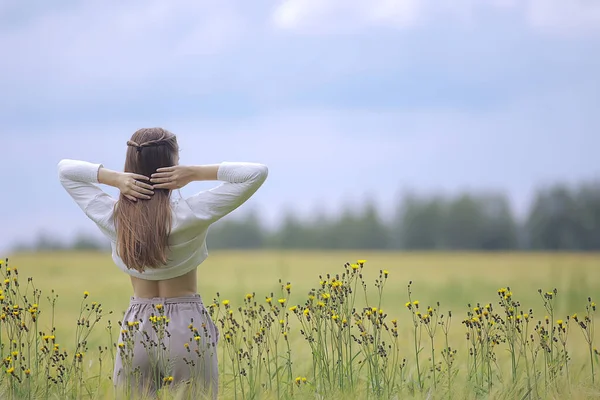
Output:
top-left (150, 166), bottom-right (195, 190)
top-left (116, 173), bottom-right (154, 202)
top-left (98, 167), bottom-right (154, 201)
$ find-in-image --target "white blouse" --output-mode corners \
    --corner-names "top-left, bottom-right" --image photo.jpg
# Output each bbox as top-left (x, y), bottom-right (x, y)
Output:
top-left (57, 159), bottom-right (268, 280)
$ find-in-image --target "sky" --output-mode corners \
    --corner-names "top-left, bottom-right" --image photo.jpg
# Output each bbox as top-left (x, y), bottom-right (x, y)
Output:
top-left (1, 0), bottom-right (599, 252)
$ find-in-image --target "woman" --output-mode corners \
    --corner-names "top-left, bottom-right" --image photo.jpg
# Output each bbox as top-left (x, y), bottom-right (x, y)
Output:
top-left (57, 127), bottom-right (268, 398)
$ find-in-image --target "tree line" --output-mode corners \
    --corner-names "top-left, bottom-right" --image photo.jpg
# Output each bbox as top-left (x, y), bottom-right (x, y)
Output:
top-left (207, 180), bottom-right (599, 251)
top-left (13, 180), bottom-right (600, 252)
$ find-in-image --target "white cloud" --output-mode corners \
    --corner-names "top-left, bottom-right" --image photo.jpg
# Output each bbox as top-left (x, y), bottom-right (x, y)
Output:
top-left (271, 0), bottom-right (600, 35)
top-left (1, 0), bottom-right (243, 88)
top-left (272, 0), bottom-right (422, 32)
top-left (526, 0), bottom-right (600, 35)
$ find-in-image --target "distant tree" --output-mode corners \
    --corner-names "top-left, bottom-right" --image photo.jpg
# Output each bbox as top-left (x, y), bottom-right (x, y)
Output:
top-left (273, 211), bottom-right (309, 249)
top-left (441, 194), bottom-right (486, 250)
top-left (573, 181), bottom-right (600, 251)
top-left (71, 232), bottom-right (106, 251)
top-left (356, 201), bottom-right (390, 249)
top-left (478, 194), bottom-right (519, 250)
top-left (208, 210), bottom-right (266, 249)
top-left (327, 207), bottom-right (364, 249)
top-left (397, 194), bottom-right (446, 250)
top-left (33, 232), bottom-right (66, 251)
top-left (526, 185), bottom-right (580, 250)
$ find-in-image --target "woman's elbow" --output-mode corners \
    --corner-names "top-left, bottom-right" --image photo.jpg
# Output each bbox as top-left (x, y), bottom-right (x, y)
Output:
top-left (57, 159), bottom-right (69, 179)
top-left (254, 164), bottom-right (269, 184)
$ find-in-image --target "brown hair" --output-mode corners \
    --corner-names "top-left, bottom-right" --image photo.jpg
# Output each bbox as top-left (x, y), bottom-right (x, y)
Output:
top-left (114, 128), bottom-right (179, 272)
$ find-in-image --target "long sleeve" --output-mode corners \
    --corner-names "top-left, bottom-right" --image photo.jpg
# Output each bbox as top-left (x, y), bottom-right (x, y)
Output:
top-left (57, 159), bottom-right (116, 229)
top-left (184, 162), bottom-right (268, 224)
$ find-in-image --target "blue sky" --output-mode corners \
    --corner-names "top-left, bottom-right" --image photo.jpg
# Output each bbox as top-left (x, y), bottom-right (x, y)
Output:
top-left (1, 0), bottom-right (599, 251)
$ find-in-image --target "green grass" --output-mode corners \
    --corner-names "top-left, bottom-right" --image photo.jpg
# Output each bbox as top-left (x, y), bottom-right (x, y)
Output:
top-left (1, 250), bottom-right (599, 399)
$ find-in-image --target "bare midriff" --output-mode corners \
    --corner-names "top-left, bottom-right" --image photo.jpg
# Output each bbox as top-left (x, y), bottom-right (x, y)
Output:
top-left (129, 269), bottom-right (198, 298)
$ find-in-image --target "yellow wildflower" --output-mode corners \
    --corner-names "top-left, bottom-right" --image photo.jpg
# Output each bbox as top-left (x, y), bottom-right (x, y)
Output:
top-left (83, 291), bottom-right (89, 298)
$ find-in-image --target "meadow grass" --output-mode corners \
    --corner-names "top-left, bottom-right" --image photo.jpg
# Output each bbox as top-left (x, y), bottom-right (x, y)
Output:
top-left (1, 250), bottom-right (599, 399)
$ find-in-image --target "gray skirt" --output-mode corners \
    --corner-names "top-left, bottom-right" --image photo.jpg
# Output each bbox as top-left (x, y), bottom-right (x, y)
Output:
top-left (113, 294), bottom-right (219, 399)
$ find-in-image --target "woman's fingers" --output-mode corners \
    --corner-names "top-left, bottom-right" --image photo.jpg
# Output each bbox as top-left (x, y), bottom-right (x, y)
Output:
top-left (152, 183), bottom-right (175, 190)
top-left (125, 194), bottom-right (137, 202)
top-left (133, 185), bottom-right (154, 196)
top-left (156, 167), bottom-right (175, 173)
top-left (132, 174), bottom-right (150, 181)
top-left (150, 172), bottom-right (171, 178)
top-left (149, 177), bottom-right (171, 184)
top-left (134, 180), bottom-right (154, 190)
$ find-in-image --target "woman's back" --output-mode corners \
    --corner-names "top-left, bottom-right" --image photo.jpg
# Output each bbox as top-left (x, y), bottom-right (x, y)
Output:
top-left (58, 159), bottom-right (268, 285)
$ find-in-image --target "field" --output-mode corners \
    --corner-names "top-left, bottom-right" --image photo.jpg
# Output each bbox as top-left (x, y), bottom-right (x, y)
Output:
top-left (1, 250), bottom-right (599, 399)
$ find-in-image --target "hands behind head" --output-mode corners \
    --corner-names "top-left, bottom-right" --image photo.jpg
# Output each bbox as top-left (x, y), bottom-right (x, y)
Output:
top-left (150, 165), bottom-right (194, 190)
top-left (120, 166), bottom-right (193, 201)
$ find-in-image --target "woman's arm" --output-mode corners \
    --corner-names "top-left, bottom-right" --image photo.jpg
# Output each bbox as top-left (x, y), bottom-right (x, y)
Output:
top-left (58, 159), bottom-right (155, 214)
top-left (151, 162), bottom-right (268, 224)
top-left (58, 159), bottom-right (112, 215)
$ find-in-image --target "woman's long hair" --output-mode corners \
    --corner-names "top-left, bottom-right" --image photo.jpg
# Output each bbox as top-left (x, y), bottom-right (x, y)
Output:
top-left (114, 128), bottom-right (179, 272)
